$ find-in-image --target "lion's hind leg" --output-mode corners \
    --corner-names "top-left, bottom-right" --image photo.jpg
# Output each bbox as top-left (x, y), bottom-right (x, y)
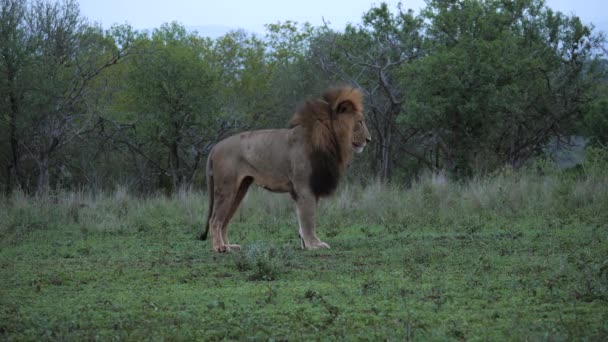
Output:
top-left (209, 175), bottom-right (252, 253)
top-left (208, 175), bottom-right (237, 253)
top-left (220, 176), bottom-right (253, 252)
top-left (208, 216), bottom-right (227, 253)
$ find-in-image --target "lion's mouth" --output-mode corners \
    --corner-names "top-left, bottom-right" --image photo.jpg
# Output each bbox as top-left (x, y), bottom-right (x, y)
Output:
top-left (352, 142), bottom-right (365, 153)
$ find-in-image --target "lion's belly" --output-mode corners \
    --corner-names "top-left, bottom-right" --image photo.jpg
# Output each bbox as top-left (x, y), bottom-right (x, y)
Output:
top-left (252, 174), bottom-right (292, 193)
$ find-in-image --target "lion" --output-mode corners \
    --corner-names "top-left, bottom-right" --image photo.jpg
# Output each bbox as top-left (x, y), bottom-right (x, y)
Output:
top-left (199, 86), bottom-right (371, 252)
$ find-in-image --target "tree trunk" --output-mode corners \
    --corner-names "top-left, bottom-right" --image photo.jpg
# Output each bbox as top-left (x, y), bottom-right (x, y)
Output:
top-left (7, 70), bottom-right (21, 194)
top-left (381, 125), bottom-right (392, 181)
top-left (169, 139), bottom-right (183, 191)
top-left (36, 154), bottom-right (50, 194)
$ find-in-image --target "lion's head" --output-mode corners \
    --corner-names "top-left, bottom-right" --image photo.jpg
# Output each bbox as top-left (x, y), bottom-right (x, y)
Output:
top-left (289, 86), bottom-right (371, 197)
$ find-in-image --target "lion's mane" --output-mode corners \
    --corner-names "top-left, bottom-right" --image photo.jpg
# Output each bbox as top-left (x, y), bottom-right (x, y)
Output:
top-left (288, 86), bottom-right (364, 198)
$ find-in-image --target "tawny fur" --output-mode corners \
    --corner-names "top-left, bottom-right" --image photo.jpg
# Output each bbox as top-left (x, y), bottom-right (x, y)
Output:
top-left (200, 86), bottom-right (370, 253)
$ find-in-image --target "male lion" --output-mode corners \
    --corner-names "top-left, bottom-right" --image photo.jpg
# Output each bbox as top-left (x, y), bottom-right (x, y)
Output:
top-left (199, 86), bottom-right (371, 252)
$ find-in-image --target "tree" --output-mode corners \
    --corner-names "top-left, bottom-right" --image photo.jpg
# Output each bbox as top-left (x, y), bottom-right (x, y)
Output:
top-left (107, 22), bottom-right (223, 191)
top-left (264, 21), bottom-right (331, 127)
top-left (0, 0), bottom-right (28, 194)
top-left (0, 0), bottom-right (130, 193)
top-left (402, 0), bottom-right (606, 177)
top-left (212, 29), bottom-right (273, 126)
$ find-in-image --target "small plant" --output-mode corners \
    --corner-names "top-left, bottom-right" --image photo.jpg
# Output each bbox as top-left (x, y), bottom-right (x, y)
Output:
top-left (303, 289), bottom-right (341, 324)
top-left (361, 277), bottom-right (380, 295)
top-left (250, 256), bottom-right (279, 281)
top-left (263, 284), bottom-right (278, 304)
top-left (571, 261), bottom-right (608, 302)
top-left (232, 243), bottom-right (291, 281)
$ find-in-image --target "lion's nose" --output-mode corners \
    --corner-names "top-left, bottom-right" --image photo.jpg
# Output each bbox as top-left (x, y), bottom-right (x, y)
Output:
top-left (366, 136), bottom-right (371, 143)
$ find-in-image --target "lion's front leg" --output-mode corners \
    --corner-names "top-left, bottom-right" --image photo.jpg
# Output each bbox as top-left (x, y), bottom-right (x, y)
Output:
top-left (295, 195), bottom-right (330, 250)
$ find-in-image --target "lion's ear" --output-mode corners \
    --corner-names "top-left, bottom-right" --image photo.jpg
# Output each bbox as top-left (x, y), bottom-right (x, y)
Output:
top-left (336, 100), bottom-right (355, 114)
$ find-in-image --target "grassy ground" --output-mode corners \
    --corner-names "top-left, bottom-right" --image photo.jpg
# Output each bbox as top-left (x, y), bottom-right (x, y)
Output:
top-left (1, 154), bottom-right (608, 340)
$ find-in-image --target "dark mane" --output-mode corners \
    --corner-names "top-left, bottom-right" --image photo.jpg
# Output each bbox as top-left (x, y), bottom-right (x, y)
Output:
top-left (309, 149), bottom-right (341, 198)
top-left (288, 86), bottom-right (364, 198)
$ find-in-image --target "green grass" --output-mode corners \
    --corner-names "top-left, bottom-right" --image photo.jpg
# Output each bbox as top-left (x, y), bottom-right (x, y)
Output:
top-left (1, 156), bottom-right (608, 340)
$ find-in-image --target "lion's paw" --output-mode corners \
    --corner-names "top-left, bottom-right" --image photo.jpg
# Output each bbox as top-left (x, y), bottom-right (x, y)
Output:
top-left (213, 245), bottom-right (228, 253)
top-left (225, 244), bottom-right (241, 251)
top-left (212, 244), bottom-right (241, 253)
top-left (306, 241), bottom-right (331, 249)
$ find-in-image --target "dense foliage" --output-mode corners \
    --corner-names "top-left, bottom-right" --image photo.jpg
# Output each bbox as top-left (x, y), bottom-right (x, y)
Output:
top-left (1, 0), bottom-right (606, 193)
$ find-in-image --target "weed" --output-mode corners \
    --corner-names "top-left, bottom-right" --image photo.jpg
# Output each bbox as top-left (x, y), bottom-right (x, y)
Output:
top-left (571, 261), bottom-right (608, 302)
top-left (361, 277), bottom-right (380, 295)
top-left (303, 290), bottom-right (341, 324)
top-left (262, 284), bottom-right (278, 304)
top-left (232, 243), bottom-right (292, 281)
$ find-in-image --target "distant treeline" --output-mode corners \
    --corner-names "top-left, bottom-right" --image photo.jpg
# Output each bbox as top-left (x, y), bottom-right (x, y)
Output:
top-left (1, 0), bottom-right (607, 194)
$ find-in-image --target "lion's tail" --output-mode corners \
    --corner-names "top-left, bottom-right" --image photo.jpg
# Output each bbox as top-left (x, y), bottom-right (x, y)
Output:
top-left (199, 156), bottom-right (213, 241)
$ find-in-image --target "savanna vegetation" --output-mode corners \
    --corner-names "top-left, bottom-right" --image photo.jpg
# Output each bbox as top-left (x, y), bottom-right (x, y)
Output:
top-left (1, 0), bottom-right (607, 339)
top-left (1, 0), bottom-right (606, 193)
top-left (1, 152), bottom-right (607, 339)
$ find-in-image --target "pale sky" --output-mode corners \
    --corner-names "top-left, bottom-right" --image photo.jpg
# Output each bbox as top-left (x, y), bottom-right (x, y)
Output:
top-left (78, 0), bottom-right (607, 36)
